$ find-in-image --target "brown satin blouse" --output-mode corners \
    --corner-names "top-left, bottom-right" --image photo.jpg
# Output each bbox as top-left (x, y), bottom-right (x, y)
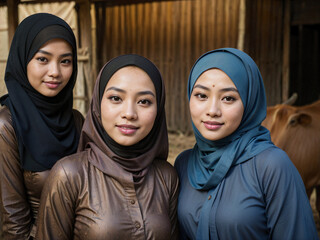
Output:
top-left (0, 106), bottom-right (84, 239)
top-left (36, 149), bottom-right (179, 240)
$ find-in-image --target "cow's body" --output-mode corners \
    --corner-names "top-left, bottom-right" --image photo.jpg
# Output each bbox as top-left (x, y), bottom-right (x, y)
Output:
top-left (262, 99), bottom-right (320, 213)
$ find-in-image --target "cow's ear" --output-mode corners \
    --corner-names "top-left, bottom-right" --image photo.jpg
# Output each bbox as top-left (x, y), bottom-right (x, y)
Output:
top-left (288, 113), bottom-right (312, 126)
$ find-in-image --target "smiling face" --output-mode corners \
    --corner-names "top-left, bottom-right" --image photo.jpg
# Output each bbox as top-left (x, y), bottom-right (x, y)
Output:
top-left (27, 38), bottom-right (73, 97)
top-left (100, 66), bottom-right (157, 146)
top-left (189, 68), bottom-right (244, 141)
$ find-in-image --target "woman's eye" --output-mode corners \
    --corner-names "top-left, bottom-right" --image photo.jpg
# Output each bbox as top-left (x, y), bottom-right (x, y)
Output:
top-left (61, 59), bottom-right (72, 64)
top-left (194, 93), bottom-right (207, 100)
top-left (108, 96), bottom-right (121, 102)
top-left (222, 96), bottom-right (236, 102)
top-left (138, 99), bottom-right (152, 105)
top-left (36, 57), bottom-right (48, 63)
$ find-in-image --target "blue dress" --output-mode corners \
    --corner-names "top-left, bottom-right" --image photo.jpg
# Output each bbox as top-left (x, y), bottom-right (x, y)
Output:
top-left (175, 147), bottom-right (319, 240)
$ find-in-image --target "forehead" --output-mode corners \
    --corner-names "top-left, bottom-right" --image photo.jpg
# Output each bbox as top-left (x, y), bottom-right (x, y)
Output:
top-left (195, 68), bottom-right (236, 88)
top-left (38, 38), bottom-right (72, 50)
top-left (106, 66), bottom-right (155, 90)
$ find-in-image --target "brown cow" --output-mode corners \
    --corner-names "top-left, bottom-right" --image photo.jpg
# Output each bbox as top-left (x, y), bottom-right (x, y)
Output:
top-left (262, 99), bottom-right (320, 214)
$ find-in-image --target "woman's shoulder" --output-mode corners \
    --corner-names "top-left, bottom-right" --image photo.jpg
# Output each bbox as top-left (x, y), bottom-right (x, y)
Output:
top-left (253, 146), bottom-right (302, 184)
top-left (255, 146), bottom-right (292, 169)
top-left (0, 105), bottom-right (12, 127)
top-left (174, 149), bottom-right (192, 169)
top-left (153, 160), bottom-right (179, 184)
top-left (51, 151), bottom-right (89, 181)
top-left (153, 160), bottom-right (177, 176)
top-left (0, 105), bottom-right (16, 141)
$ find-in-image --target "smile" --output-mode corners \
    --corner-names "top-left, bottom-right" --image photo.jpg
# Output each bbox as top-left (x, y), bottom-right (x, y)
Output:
top-left (116, 124), bottom-right (139, 135)
top-left (44, 81), bottom-right (61, 89)
top-left (203, 121), bottom-right (223, 130)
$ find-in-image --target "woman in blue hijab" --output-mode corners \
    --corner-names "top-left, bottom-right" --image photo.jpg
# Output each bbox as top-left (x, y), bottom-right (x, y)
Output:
top-left (174, 48), bottom-right (318, 240)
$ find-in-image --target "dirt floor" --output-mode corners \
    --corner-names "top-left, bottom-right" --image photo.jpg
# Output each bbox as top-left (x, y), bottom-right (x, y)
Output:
top-left (168, 131), bottom-right (196, 165)
top-left (168, 132), bottom-right (320, 237)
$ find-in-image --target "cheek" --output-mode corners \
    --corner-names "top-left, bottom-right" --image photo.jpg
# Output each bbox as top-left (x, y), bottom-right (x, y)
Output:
top-left (100, 101), bottom-right (114, 129)
top-left (62, 67), bottom-right (73, 82)
top-left (189, 99), bottom-right (202, 121)
top-left (142, 108), bottom-right (157, 129)
top-left (228, 105), bottom-right (244, 127)
top-left (26, 62), bottom-right (38, 83)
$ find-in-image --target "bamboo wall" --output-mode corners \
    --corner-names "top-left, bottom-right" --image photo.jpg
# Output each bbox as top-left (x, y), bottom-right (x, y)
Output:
top-left (95, 0), bottom-right (241, 133)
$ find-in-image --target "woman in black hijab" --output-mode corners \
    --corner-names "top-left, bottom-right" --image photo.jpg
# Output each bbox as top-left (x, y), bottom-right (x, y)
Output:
top-left (0, 13), bottom-right (84, 239)
top-left (36, 54), bottom-right (179, 239)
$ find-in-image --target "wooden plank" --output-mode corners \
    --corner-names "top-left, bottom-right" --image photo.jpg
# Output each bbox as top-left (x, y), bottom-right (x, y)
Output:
top-left (237, 0), bottom-right (245, 50)
top-left (136, 3), bottom-right (142, 54)
top-left (76, 0), bottom-right (94, 99)
top-left (282, 0), bottom-right (290, 102)
top-left (292, 0), bottom-right (320, 25)
top-left (77, 0), bottom-right (92, 50)
top-left (7, 0), bottom-right (19, 45)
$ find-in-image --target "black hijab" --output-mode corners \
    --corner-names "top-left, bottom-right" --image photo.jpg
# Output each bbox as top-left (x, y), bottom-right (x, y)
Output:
top-left (98, 54), bottom-right (163, 158)
top-left (0, 13), bottom-right (79, 171)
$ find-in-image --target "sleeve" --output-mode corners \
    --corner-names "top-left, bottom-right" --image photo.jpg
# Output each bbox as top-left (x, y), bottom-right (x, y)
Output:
top-left (0, 109), bottom-right (33, 239)
top-left (258, 148), bottom-right (319, 240)
top-left (167, 164), bottom-right (180, 240)
top-left (35, 160), bottom-right (77, 240)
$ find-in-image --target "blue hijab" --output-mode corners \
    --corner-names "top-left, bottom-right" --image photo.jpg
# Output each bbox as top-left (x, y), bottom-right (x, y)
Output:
top-left (187, 47), bottom-right (274, 190)
top-left (187, 48), bottom-right (274, 239)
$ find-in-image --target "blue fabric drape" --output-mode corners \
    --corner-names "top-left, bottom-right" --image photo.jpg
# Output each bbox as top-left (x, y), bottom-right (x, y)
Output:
top-left (186, 48), bottom-right (275, 239)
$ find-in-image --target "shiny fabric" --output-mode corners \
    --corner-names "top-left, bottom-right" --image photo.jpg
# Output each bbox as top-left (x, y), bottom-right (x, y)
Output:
top-left (1, 13), bottom-right (79, 171)
top-left (0, 106), bottom-right (84, 239)
top-left (175, 148), bottom-right (319, 240)
top-left (36, 152), bottom-right (179, 240)
top-left (36, 55), bottom-right (179, 239)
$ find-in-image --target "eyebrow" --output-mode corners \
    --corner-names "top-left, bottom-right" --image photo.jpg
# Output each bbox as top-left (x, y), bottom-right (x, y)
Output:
top-left (106, 86), bottom-right (155, 97)
top-left (193, 84), bottom-right (239, 93)
top-left (37, 50), bottom-right (73, 57)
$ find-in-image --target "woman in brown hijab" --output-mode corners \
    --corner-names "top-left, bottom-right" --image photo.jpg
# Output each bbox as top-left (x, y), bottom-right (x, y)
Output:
top-left (36, 54), bottom-right (179, 240)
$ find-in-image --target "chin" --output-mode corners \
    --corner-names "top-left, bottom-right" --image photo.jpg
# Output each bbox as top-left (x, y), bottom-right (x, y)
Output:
top-left (41, 91), bottom-right (60, 97)
top-left (200, 132), bottom-right (222, 141)
top-left (115, 139), bottom-right (138, 146)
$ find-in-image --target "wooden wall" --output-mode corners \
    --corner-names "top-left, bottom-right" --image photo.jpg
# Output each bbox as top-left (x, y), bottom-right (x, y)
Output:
top-left (290, 0), bottom-right (320, 105)
top-left (244, 0), bottom-right (286, 106)
top-left (95, 0), bottom-right (241, 133)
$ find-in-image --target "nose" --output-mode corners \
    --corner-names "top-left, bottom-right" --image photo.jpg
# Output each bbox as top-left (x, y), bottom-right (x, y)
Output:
top-left (121, 101), bottom-right (138, 120)
top-left (48, 62), bottom-right (60, 78)
top-left (207, 99), bottom-right (221, 117)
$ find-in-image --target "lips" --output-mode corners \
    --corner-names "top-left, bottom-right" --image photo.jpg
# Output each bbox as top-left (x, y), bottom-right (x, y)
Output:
top-left (203, 121), bottom-right (223, 130)
top-left (116, 124), bottom-right (139, 135)
top-left (44, 81), bottom-right (61, 89)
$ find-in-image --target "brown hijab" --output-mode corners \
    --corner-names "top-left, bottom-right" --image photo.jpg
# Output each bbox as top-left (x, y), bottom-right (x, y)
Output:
top-left (78, 54), bottom-right (168, 183)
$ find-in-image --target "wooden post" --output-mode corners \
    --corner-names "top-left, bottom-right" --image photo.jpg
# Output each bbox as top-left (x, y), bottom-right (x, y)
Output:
top-left (76, 0), bottom-right (92, 51)
top-left (75, 0), bottom-right (94, 110)
top-left (7, 0), bottom-right (19, 45)
top-left (237, 0), bottom-right (245, 51)
top-left (282, 0), bottom-right (290, 102)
